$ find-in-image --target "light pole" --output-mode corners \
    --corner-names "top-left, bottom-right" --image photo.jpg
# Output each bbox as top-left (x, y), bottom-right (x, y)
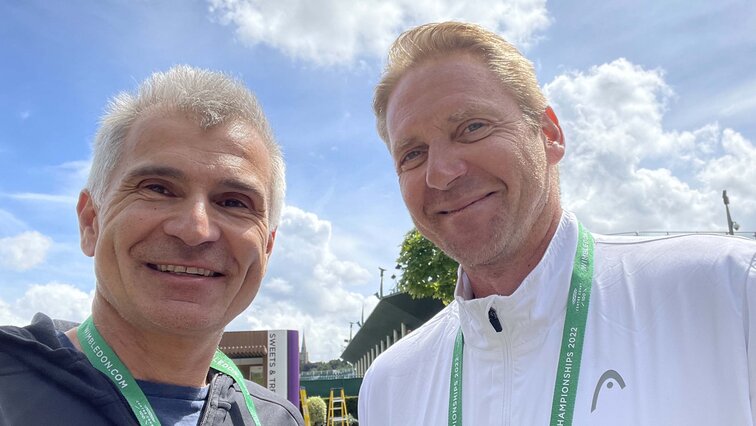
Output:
top-left (722, 190), bottom-right (740, 235)
top-left (378, 267), bottom-right (386, 298)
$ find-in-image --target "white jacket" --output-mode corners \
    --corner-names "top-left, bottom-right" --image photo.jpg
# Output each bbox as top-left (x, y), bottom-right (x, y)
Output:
top-left (359, 211), bottom-right (756, 425)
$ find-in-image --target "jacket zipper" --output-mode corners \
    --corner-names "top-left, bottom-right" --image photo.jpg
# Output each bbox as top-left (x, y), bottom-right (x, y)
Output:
top-left (489, 307), bottom-right (503, 332)
top-left (490, 306), bottom-right (511, 426)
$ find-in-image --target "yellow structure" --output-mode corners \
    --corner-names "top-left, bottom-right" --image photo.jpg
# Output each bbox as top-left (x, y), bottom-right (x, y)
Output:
top-left (299, 387), bottom-right (311, 425)
top-left (327, 388), bottom-right (348, 426)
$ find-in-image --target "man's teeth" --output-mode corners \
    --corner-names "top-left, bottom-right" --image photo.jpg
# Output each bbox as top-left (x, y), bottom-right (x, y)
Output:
top-left (156, 264), bottom-right (216, 277)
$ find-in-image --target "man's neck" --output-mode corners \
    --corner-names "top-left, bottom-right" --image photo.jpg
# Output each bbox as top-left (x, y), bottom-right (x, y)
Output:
top-left (465, 207), bottom-right (563, 299)
top-left (65, 297), bottom-right (221, 388)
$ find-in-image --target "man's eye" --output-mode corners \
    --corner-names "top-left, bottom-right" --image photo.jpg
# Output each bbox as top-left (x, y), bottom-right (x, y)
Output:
top-left (457, 120), bottom-right (493, 143)
top-left (219, 198), bottom-right (248, 209)
top-left (398, 148), bottom-right (428, 172)
top-left (402, 150), bottom-right (423, 163)
top-left (465, 122), bottom-right (485, 133)
top-left (145, 184), bottom-right (171, 195)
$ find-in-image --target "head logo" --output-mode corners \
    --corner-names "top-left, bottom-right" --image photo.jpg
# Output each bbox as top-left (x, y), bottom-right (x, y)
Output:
top-left (591, 369), bottom-right (626, 412)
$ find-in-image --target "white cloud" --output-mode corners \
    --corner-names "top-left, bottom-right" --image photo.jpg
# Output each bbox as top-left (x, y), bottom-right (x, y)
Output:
top-left (1, 160), bottom-right (88, 206)
top-left (0, 231), bottom-right (54, 271)
top-left (0, 209), bottom-right (29, 236)
top-left (697, 129), bottom-right (756, 202)
top-left (227, 205), bottom-right (379, 361)
top-left (7, 193), bottom-right (78, 204)
top-left (56, 160), bottom-right (91, 188)
top-left (15, 283), bottom-right (92, 323)
top-left (684, 77), bottom-right (756, 123)
top-left (545, 58), bottom-right (756, 234)
top-left (0, 299), bottom-right (25, 326)
top-left (208, 0), bottom-right (551, 66)
top-left (0, 282), bottom-right (93, 326)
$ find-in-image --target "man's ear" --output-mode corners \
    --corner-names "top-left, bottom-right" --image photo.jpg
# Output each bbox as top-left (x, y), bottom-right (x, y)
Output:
top-left (541, 106), bottom-right (565, 165)
top-left (266, 227), bottom-right (277, 257)
top-left (77, 190), bottom-right (98, 257)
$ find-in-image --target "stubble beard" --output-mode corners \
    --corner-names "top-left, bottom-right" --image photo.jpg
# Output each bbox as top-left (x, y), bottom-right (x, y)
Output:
top-left (425, 207), bottom-right (529, 270)
top-left (419, 180), bottom-right (552, 271)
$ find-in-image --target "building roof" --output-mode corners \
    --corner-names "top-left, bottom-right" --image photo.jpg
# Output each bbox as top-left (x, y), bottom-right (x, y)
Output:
top-left (340, 292), bottom-right (444, 363)
top-left (219, 330), bottom-right (268, 358)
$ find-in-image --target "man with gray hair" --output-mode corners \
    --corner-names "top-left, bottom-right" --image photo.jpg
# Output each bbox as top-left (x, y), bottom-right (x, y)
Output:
top-left (359, 22), bottom-right (756, 425)
top-left (0, 66), bottom-right (303, 425)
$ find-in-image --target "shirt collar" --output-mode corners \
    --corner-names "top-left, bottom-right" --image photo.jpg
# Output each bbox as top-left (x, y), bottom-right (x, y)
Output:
top-left (452, 210), bottom-right (580, 350)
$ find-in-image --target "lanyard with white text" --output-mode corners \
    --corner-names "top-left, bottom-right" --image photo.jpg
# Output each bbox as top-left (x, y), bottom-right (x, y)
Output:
top-left (77, 317), bottom-right (262, 426)
top-left (448, 223), bottom-right (595, 426)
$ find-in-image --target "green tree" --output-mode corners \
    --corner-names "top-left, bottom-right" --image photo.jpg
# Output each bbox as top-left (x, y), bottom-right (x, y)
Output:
top-left (395, 229), bottom-right (458, 303)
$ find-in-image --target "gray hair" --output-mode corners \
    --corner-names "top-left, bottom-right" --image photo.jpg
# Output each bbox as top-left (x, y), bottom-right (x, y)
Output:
top-left (87, 65), bottom-right (286, 229)
top-left (374, 22), bottom-right (548, 145)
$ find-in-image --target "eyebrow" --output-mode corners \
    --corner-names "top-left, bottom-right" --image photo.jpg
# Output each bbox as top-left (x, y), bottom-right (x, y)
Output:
top-left (447, 105), bottom-right (494, 124)
top-left (391, 137), bottom-right (419, 158)
top-left (124, 165), bottom-right (185, 182)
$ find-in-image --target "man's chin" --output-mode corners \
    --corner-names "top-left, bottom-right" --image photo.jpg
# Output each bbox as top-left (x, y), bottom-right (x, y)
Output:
top-left (436, 232), bottom-right (508, 268)
top-left (134, 307), bottom-right (227, 336)
top-left (446, 246), bottom-right (494, 268)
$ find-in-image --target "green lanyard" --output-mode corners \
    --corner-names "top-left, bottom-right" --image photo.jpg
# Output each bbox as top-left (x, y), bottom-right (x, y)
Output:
top-left (77, 317), bottom-right (262, 426)
top-left (448, 223), bottom-right (595, 426)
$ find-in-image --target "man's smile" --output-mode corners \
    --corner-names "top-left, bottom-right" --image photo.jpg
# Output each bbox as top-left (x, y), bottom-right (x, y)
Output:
top-left (434, 191), bottom-right (497, 215)
top-left (147, 263), bottom-right (223, 277)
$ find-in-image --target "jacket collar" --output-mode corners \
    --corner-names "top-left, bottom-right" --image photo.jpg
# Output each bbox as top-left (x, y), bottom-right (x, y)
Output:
top-left (452, 210), bottom-right (579, 351)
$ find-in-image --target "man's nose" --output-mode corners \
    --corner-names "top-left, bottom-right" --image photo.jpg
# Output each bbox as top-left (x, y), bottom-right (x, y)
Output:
top-left (425, 145), bottom-right (467, 190)
top-left (163, 198), bottom-right (221, 246)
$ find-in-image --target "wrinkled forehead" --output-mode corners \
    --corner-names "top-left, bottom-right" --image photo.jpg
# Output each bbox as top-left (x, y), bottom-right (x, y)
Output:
top-left (120, 110), bottom-right (270, 178)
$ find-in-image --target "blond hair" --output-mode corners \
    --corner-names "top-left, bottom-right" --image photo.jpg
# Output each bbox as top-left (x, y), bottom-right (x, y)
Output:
top-left (374, 22), bottom-right (547, 144)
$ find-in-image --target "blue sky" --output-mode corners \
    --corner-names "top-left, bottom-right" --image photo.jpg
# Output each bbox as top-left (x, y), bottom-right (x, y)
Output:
top-left (1, 0), bottom-right (754, 361)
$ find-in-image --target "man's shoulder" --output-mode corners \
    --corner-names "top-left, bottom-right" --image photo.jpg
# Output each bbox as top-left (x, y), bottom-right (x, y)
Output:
top-left (595, 232), bottom-right (756, 268)
top-left (243, 378), bottom-right (298, 409)
top-left (0, 312), bottom-right (104, 393)
top-left (0, 314), bottom-right (132, 426)
top-left (238, 379), bottom-right (304, 425)
top-left (591, 233), bottom-right (756, 304)
top-left (595, 231), bottom-right (755, 248)
top-left (0, 313), bottom-right (60, 355)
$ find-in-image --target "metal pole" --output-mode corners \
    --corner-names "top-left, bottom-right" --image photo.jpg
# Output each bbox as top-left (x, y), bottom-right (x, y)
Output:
top-left (723, 190), bottom-right (735, 235)
top-left (378, 267), bottom-right (386, 298)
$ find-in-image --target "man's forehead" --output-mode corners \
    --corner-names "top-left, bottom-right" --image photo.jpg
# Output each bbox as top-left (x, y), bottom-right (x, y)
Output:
top-left (131, 107), bottom-right (255, 135)
top-left (117, 111), bottom-right (271, 187)
top-left (127, 110), bottom-right (264, 151)
top-left (387, 82), bottom-right (520, 155)
top-left (387, 56), bottom-right (490, 112)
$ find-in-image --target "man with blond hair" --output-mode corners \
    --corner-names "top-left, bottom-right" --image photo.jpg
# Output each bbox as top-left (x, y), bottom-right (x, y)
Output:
top-left (359, 21), bottom-right (756, 425)
top-left (0, 66), bottom-right (303, 426)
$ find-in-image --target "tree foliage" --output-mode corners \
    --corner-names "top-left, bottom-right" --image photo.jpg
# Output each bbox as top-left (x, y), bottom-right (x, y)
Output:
top-left (395, 228), bottom-right (458, 304)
